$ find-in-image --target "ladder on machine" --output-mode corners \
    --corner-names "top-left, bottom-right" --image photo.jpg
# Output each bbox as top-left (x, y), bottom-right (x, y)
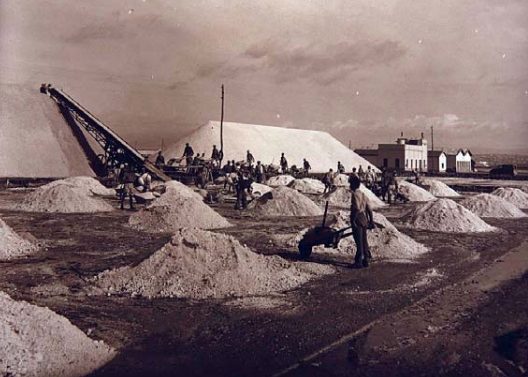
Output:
top-left (40, 84), bottom-right (171, 182)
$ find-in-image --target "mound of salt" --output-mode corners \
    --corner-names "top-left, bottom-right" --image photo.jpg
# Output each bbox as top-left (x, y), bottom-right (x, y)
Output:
top-left (93, 228), bottom-right (333, 299)
top-left (319, 186), bottom-right (385, 209)
top-left (0, 218), bottom-right (38, 260)
top-left (251, 183), bottom-right (273, 196)
top-left (129, 182), bottom-right (231, 232)
top-left (422, 179), bottom-right (460, 197)
top-left (56, 176), bottom-right (115, 197)
top-left (15, 184), bottom-right (114, 213)
top-left (397, 180), bottom-right (436, 202)
top-left (0, 291), bottom-right (115, 377)
top-left (460, 193), bottom-right (527, 218)
top-left (403, 198), bottom-right (497, 233)
top-left (491, 187), bottom-right (528, 209)
top-left (266, 175), bottom-right (295, 187)
top-left (288, 211), bottom-right (427, 261)
top-left (291, 178), bottom-right (326, 194)
top-left (248, 186), bottom-right (323, 217)
top-left (334, 174), bottom-right (350, 186)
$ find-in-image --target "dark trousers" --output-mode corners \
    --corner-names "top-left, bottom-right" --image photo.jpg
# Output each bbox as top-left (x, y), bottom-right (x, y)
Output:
top-left (352, 225), bottom-right (371, 264)
top-left (119, 183), bottom-right (135, 209)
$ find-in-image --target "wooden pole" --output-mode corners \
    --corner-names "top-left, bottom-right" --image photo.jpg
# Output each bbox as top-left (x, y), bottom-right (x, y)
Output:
top-left (430, 125), bottom-right (434, 151)
top-left (220, 84), bottom-right (224, 165)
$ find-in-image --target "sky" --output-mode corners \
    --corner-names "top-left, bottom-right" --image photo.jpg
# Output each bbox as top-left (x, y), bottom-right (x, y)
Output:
top-left (1, 0), bottom-right (527, 153)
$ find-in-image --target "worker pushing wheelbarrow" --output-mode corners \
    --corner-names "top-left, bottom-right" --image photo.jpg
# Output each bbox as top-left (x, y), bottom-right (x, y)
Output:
top-left (298, 201), bottom-right (381, 259)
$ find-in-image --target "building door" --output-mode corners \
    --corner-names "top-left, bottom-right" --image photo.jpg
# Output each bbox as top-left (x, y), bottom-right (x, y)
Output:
top-left (395, 158), bottom-right (400, 170)
top-left (383, 158), bottom-right (388, 168)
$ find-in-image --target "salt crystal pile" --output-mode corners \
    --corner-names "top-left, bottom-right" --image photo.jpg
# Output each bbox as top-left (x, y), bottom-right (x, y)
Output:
top-left (491, 187), bottom-right (528, 209)
top-left (421, 179), bottom-right (460, 197)
top-left (251, 183), bottom-right (273, 196)
top-left (319, 186), bottom-right (385, 209)
top-left (266, 175), bottom-right (295, 187)
top-left (93, 228), bottom-right (333, 299)
top-left (129, 181), bottom-right (231, 232)
top-left (45, 176), bottom-right (115, 197)
top-left (334, 174), bottom-right (350, 187)
top-left (0, 291), bottom-right (115, 377)
top-left (403, 198), bottom-right (497, 233)
top-left (15, 184), bottom-right (114, 213)
top-left (248, 186), bottom-right (323, 217)
top-left (460, 193), bottom-right (527, 218)
top-left (397, 180), bottom-right (436, 202)
top-left (0, 218), bottom-right (38, 260)
top-left (290, 178), bottom-right (326, 194)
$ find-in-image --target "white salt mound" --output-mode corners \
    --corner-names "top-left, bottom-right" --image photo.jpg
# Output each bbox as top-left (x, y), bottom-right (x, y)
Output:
top-left (398, 180), bottom-right (436, 202)
top-left (334, 174), bottom-right (350, 186)
top-left (422, 179), bottom-right (460, 197)
top-left (251, 183), bottom-right (273, 196)
top-left (15, 184), bottom-right (114, 213)
top-left (0, 291), bottom-right (115, 377)
top-left (319, 186), bottom-right (385, 209)
top-left (291, 178), bottom-right (326, 194)
top-left (47, 176), bottom-right (115, 197)
top-left (404, 198), bottom-right (497, 233)
top-left (94, 228), bottom-right (333, 299)
top-left (491, 187), bottom-right (528, 209)
top-left (460, 193), bottom-right (527, 218)
top-left (0, 218), bottom-right (38, 260)
top-left (129, 182), bottom-right (231, 232)
top-left (290, 211), bottom-right (427, 261)
top-left (249, 186), bottom-right (323, 217)
top-left (266, 175), bottom-right (295, 187)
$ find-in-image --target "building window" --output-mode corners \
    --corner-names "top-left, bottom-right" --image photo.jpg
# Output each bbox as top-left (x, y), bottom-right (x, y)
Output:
top-left (395, 158), bottom-right (400, 169)
top-left (441, 162), bottom-right (445, 169)
top-left (406, 159), bottom-right (408, 167)
top-left (383, 158), bottom-right (388, 167)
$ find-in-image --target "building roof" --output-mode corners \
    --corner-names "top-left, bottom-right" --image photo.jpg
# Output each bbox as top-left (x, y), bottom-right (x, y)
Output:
top-left (428, 150), bottom-right (446, 158)
top-left (166, 121), bottom-right (378, 173)
top-left (354, 149), bottom-right (378, 156)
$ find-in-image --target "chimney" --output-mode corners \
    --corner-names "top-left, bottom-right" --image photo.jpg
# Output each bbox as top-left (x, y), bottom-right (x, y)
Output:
top-left (401, 131), bottom-right (404, 137)
top-left (421, 132), bottom-right (424, 139)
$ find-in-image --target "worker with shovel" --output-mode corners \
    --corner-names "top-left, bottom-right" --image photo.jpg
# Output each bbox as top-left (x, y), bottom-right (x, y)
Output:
top-left (349, 174), bottom-right (374, 268)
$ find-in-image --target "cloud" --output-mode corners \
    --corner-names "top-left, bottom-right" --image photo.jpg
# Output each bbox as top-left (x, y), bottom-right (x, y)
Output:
top-left (195, 39), bottom-right (407, 85)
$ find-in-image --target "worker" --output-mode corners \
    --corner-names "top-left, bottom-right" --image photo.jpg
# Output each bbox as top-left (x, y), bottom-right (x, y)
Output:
top-left (155, 151), bottom-right (165, 168)
top-left (211, 145), bottom-right (221, 161)
top-left (303, 158), bottom-right (311, 175)
top-left (255, 161), bottom-right (265, 183)
top-left (136, 168), bottom-right (152, 192)
top-left (323, 168), bottom-right (336, 194)
top-left (365, 166), bottom-right (375, 189)
top-left (118, 164), bottom-right (137, 210)
top-left (337, 161), bottom-right (345, 174)
top-left (358, 165), bottom-right (365, 180)
top-left (413, 169), bottom-right (421, 185)
top-left (182, 143), bottom-right (194, 167)
top-left (235, 169), bottom-right (253, 210)
top-left (280, 153), bottom-right (288, 173)
top-left (246, 150), bottom-right (255, 167)
top-left (383, 170), bottom-right (398, 204)
top-left (349, 174), bottom-right (374, 268)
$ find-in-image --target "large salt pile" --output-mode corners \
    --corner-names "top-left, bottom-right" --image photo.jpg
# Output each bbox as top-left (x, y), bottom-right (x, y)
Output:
top-left (319, 186), bottom-right (385, 209)
top-left (422, 179), bottom-right (460, 197)
top-left (0, 291), bottom-right (115, 377)
top-left (491, 187), bottom-right (528, 209)
top-left (403, 198), bottom-right (497, 232)
top-left (129, 181), bottom-right (231, 232)
top-left (460, 193), bottom-right (527, 218)
top-left (60, 176), bottom-right (115, 196)
top-left (0, 218), bottom-right (38, 260)
top-left (266, 175), bottom-right (295, 187)
top-left (397, 180), bottom-right (436, 202)
top-left (93, 228), bottom-right (333, 299)
top-left (15, 184), bottom-right (114, 213)
top-left (251, 183), bottom-right (273, 196)
top-left (248, 186), bottom-right (323, 217)
top-left (291, 178), bottom-right (325, 194)
top-left (289, 211), bottom-right (427, 261)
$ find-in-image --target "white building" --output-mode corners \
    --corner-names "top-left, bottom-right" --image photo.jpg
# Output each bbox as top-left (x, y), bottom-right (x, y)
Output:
top-left (447, 149), bottom-right (473, 173)
top-left (355, 133), bottom-right (428, 172)
top-left (428, 151), bottom-right (447, 173)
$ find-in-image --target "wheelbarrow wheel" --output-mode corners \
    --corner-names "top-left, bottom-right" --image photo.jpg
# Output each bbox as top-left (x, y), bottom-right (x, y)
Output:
top-left (298, 240), bottom-right (313, 259)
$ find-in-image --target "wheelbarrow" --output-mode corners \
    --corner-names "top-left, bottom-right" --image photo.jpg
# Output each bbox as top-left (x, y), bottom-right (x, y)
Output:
top-left (298, 202), bottom-right (382, 259)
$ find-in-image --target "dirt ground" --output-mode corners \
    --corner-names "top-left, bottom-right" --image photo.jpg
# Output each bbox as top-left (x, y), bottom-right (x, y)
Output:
top-left (0, 188), bottom-right (527, 377)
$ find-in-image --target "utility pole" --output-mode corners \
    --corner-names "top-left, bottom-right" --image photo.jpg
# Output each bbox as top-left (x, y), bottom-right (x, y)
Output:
top-left (430, 125), bottom-right (434, 151)
top-left (220, 84), bottom-right (224, 165)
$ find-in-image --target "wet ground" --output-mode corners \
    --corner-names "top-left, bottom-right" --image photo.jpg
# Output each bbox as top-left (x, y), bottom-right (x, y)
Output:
top-left (0, 189), bottom-right (527, 377)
